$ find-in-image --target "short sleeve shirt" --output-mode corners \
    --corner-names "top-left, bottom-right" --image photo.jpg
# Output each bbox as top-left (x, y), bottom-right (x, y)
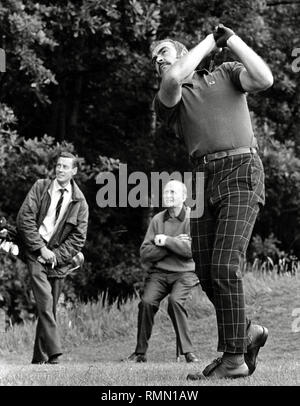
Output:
top-left (154, 62), bottom-right (258, 157)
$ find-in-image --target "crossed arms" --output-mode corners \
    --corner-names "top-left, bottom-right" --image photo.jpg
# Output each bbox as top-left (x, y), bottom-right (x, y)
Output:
top-left (140, 215), bottom-right (192, 265)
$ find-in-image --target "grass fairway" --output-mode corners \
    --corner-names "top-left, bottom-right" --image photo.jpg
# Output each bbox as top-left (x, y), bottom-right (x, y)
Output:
top-left (0, 272), bottom-right (299, 386)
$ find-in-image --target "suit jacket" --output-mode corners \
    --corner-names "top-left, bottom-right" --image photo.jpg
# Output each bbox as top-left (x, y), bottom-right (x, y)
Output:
top-left (16, 178), bottom-right (89, 266)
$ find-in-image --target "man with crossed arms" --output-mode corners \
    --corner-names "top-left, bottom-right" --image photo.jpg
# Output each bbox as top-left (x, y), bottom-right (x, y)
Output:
top-left (126, 180), bottom-right (199, 363)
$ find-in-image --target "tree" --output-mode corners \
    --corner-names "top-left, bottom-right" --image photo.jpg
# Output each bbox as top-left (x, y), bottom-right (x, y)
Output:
top-left (1, 0), bottom-right (300, 314)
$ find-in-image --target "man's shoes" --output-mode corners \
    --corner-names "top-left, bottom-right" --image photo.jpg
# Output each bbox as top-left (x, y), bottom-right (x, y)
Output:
top-left (187, 357), bottom-right (249, 380)
top-left (245, 323), bottom-right (268, 375)
top-left (123, 352), bottom-right (147, 363)
top-left (46, 355), bottom-right (61, 364)
top-left (185, 352), bottom-right (199, 363)
top-left (32, 354), bottom-right (61, 365)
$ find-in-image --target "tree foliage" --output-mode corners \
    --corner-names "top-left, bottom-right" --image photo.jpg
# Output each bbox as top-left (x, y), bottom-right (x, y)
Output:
top-left (1, 0), bottom-right (300, 317)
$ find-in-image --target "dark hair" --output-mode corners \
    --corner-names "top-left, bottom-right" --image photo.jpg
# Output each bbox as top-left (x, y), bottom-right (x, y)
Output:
top-left (57, 151), bottom-right (78, 168)
top-left (150, 38), bottom-right (188, 58)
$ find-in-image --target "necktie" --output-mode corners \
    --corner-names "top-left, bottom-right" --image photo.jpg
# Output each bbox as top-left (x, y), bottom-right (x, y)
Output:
top-left (55, 188), bottom-right (66, 223)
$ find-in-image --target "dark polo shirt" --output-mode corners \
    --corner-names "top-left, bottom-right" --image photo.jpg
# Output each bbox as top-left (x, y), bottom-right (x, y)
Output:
top-left (154, 61), bottom-right (258, 157)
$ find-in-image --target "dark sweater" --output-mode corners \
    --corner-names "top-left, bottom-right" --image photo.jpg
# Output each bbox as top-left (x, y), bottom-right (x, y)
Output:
top-left (140, 206), bottom-right (195, 272)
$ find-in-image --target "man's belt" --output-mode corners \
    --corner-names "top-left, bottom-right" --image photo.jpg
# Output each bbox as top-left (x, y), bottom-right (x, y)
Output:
top-left (191, 147), bottom-right (257, 164)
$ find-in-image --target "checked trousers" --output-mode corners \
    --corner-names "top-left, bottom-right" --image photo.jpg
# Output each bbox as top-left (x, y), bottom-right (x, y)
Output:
top-left (190, 152), bottom-right (265, 353)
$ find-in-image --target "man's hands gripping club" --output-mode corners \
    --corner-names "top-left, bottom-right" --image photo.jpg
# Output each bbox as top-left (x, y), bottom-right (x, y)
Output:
top-left (213, 24), bottom-right (235, 48)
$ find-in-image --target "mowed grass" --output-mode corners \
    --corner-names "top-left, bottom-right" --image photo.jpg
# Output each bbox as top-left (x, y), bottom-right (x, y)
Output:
top-left (0, 271), bottom-right (299, 386)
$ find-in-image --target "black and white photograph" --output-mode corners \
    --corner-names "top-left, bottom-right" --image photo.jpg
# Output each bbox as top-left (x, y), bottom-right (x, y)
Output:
top-left (0, 0), bottom-right (299, 394)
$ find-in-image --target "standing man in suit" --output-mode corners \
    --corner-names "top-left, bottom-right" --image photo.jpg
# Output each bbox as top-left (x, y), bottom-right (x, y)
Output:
top-left (125, 180), bottom-right (199, 363)
top-left (151, 24), bottom-right (272, 379)
top-left (17, 152), bottom-right (89, 364)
